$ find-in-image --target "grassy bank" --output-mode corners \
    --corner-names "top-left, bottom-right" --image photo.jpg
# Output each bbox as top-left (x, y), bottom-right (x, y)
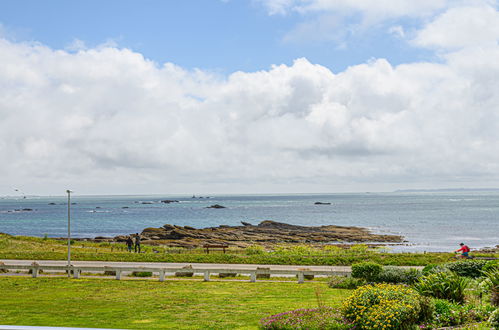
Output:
top-left (1, 234), bottom-right (496, 266)
top-left (0, 277), bottom-right (349, 329)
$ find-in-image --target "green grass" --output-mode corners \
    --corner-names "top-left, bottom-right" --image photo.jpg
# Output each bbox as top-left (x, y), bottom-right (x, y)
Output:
top-left (0, 277), bottom-right (350, 329)
top-left (1, 234), bottom-right (497, 266)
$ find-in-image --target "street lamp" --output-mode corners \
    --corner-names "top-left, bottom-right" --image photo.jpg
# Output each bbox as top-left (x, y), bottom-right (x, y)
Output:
top-left (66, 190), bottom-right (72, 277)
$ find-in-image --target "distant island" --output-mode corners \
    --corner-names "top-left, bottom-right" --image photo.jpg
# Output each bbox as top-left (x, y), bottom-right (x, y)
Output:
top-left (394, 188), bottom-right (499, 193)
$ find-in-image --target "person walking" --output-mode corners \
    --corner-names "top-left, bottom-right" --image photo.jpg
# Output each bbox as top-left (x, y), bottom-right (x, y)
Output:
top-left (455, 243), bottom-right (470, 258)
top-left (125, 236), bottom-right (133, 252)
top-left (134, 233), bottom-right (141, 253)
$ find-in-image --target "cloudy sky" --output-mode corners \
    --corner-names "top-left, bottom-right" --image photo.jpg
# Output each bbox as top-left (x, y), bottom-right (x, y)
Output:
top-left (1, 0), bottom-right (499, 196)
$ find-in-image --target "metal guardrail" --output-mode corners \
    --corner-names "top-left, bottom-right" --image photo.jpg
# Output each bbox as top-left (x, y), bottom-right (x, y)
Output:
top-left (0, 263), bottom-right (349, 284)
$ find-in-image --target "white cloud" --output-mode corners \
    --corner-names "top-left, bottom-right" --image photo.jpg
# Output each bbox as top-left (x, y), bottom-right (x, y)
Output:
top-left (1, 35), bottom-right (499, 195)
top-left (259, 0), bottom-right (499, 51)
top-left (413, 4), bottom-right (499, 49)
top-left (259, 0), bottom-right (449, 18)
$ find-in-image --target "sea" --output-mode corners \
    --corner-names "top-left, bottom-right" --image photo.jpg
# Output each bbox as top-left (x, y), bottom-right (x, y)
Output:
top-left (0, 191), bottom-right (498, 252)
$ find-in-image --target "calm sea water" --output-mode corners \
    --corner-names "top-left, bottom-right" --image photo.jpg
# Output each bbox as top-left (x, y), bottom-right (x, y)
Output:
top-left (0, 192), bottom-right (497, 252)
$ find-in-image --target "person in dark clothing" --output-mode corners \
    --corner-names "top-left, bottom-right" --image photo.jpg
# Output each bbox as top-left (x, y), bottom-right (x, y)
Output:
top-left (455, 243), bottom-right (470, 258)
top-left (125, 236), bottom-right (133, 252)
top-left (134, 233), bottom-right (141, 253)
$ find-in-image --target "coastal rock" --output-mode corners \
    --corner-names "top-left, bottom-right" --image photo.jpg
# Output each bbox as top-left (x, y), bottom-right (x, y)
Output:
top-left (207, 204), bottom-right (226, 209)
top-left (241, 221), bottom-right (252, 226)
top-left (161, 200), bottom-right (179, 204)
top-left (133, 220), bottom-right (403, 249)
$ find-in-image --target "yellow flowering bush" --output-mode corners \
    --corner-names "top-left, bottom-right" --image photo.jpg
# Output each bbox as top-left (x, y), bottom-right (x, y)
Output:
top-left (342, 283), bottom-right (427, 329)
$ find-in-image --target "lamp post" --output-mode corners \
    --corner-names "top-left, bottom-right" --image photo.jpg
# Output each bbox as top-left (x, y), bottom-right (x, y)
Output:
top-left (66, 190), bottom-right (72, 277)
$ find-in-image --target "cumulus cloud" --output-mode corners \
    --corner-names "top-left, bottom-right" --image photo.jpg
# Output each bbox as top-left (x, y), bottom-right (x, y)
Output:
top-left (1, 35), bottom-right (499, 195)
top-left (260, 0), bottom-right (449, 19)
top-left (259, 0), bottom-right (499, 50)
top-left (413, 4), bottom-right (499, 49)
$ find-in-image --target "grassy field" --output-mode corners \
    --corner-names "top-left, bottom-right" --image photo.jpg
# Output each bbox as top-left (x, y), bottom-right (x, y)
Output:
top-left (0, 277), bottom-right (349, 329)
top-left (1, 234), bottom-right (497, 266)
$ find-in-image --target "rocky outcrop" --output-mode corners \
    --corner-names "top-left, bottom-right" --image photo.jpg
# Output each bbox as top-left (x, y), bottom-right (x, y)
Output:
top-left (207, 204), bottom-right (226, 209)
top-left (125, 220), bottom-right (403, 248)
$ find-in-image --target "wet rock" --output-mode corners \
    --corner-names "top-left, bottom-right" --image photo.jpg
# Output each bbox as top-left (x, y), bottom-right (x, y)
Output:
top-left (119, 220), bottom-right (403, 249)
top-left (207, 204), bottom-right (226, 209)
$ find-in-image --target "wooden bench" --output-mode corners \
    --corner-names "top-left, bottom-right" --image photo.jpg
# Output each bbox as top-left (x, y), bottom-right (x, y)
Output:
top-left (203, 244), bottom-right (229, 254)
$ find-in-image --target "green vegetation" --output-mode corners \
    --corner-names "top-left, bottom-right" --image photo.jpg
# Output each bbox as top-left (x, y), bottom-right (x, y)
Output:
top-left (414, 271), bottom-right (470, 303)
top-left (260, 307), bottom-right (350, 329)
top-left (0, 277), bottom-right (349, 329)
top-left (4, 233), bottom-right (497, 266)
top-left (342, 283), bottom-right (431, 329)
top-left (350, 262), bottom-right (382, 281)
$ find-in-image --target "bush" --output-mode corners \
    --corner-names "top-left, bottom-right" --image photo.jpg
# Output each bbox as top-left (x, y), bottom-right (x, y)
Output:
top-left (131, 271), bottom-right (153, 277)
top-left (483, 260), bottom-right (499, 273)
top-left (342, 283), bottom-right (427, 329)
top-left (444, 260), bottom-right (488, 278)
top-left (483, 268), bottom-right (499, 306)
top-left (260, 307), bottom-right (350, 329)
top-left (489, 308), bottom-right (499, 329)
top-left (414, 272), bottom-right (469, 303)
top-left (376, 266), bottom-right (422, 284)
top-left (328, 275), bottom-right (365, 289)
top-left (422, 263), bottom-right (447, 275)
top-left (246, 245), bottom-right (265, 255)
top-left (351, 262), bottom-right (382, 282)
top-left (432, 299), bottom-right (495, 328)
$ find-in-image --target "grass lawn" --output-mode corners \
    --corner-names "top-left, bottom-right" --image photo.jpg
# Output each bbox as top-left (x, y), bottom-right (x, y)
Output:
top-left (0, 277), bottom-right (350, 329)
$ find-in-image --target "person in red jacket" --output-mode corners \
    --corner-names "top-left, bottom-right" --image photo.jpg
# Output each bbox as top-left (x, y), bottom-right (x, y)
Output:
top-left (455, 243), bottom-right (470, 258)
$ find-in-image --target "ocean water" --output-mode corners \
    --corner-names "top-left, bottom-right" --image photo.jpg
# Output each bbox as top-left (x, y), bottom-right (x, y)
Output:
top-left (0, 192), bottom-right (497, 252)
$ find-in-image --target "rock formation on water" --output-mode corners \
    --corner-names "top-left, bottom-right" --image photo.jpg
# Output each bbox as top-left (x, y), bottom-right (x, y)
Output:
top-left (113, 220), bottom-right (403, 248)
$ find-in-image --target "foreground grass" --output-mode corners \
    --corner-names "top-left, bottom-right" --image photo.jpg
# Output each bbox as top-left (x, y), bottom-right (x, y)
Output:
top-left (0, 277), bottom-right (349, 329)
top-left (1, 234), bottom-right (496, 266)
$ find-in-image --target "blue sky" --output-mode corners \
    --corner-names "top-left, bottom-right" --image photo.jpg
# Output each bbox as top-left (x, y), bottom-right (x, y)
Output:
top-left (0, 0), bottom-right (435, 74)
top-left (1, 0), bottom-right (499, 195)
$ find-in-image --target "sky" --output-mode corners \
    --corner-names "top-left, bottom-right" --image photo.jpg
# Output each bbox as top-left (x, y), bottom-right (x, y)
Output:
top-left (1, 0), bottom-right (499, 196)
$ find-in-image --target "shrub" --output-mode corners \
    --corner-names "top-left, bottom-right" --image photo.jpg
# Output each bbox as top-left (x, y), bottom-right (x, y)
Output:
top-left (444, 260), bottom-right (488, 278)
top-left (131, 271), bottom-right (153, 277)
top-left (414, 272), bottom-right (469, 303)
top-left (246, 245), bottom-right (265, 255)
top-left (489, 308), bottom-right (499, 329)
top-left (483, 260), bottom-right (499, 273)
top-left (342, 283), bottom-right (426, 329)
top-left (351, 262), bottom-right (382, 282)
top-left (260, 307), bottom-right (350, 329)
top-left (422, 263), bottom-right (447, 275)
top-left (376, 266), bottom-right (422, 284)
top-left (483, 268), bottom-right (499, 306)
top-left (432, 299), bottom-right (495, 328)
top-left (349, 244), bottom-right (369, 254)
top-left (328, 275), bottom-right (365, 289)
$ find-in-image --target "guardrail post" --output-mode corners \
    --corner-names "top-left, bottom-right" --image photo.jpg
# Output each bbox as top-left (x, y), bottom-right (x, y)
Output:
top-left (115, 270), bottom-right (122, 280)
top-left (31, 262), bottom-right (40, 278)
top-left (297, 271), bottom-right (304, 284)
top-left (73, 268), bottom-right (80, 279)
top-left (203, 270), bottom-right (210, 282)
top-left (31, 267), bottom-right (39, 278)
top-left (250, 271), bottom-right (256, 283)
top-left (159, 270), bottom-right (165, 282)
